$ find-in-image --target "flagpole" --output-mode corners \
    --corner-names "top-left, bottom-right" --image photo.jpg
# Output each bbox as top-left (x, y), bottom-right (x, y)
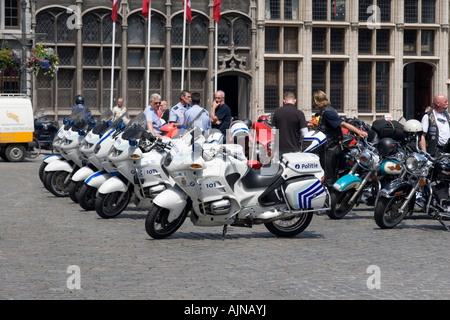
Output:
top-left (110, 21), bottom-right (116, 110)
top-left (145, 1), bottom-right (152, 107)
top-left (214, 22), bottom-right (218, 93)
top-left (181, 0), bottom-right (187, 91)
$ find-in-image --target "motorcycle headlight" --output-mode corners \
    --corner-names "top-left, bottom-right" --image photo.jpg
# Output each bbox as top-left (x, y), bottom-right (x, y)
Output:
top-left (406, 156), bottom-right (418, 171)
top-left (350, 148), bottom-right (359, 158)
top-left (406, 153), bottom-right (427, 174)
top-left (358, 150), bottom-right (372, 167)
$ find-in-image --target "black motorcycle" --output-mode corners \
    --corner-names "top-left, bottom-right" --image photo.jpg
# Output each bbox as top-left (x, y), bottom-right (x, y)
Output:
top-left (34, 107), bottom-right (58, 152)
top-left (374, 149), bottom-right (450, 231)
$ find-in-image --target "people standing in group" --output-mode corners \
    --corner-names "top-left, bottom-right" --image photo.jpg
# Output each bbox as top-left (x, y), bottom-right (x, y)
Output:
top-left (420, 94), bottom-right (450, 155)
top-left (112, 97), bottom-right (127, 120)
top-left (144, 93), bottom-right (163, 137)
top-left (183, 92), bottom-right (211, 132)
top-left (313, 90), bottom-right (368, 187)
top-left (271, 91), bottom-right (308, 156)
top-left (169, 90), bottom-right (192, 128)
top-left (211, 90), bottom-right (232, 136)
top-left (160, 100), bottom-right (170, 123)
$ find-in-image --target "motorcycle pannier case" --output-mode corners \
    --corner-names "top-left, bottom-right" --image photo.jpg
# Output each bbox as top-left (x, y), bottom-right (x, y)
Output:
top-left (283, 177), bottom-right (326, 210)
top-left (282, 153), bottom-right (323, 174)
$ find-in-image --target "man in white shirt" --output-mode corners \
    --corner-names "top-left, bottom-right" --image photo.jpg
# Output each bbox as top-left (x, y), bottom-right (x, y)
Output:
top-left (112, 97), bottom-right (127, 120)
top-left (420, 94), bottom-right (450, 155)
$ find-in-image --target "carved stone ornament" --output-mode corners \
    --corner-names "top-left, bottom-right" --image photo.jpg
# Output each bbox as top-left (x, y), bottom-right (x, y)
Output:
top-left (218, 45), bottom-right (250, 75)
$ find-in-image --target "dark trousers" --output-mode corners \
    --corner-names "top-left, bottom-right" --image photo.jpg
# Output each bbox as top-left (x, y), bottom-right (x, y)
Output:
top-left (319, 143), bottom-right (342, 187)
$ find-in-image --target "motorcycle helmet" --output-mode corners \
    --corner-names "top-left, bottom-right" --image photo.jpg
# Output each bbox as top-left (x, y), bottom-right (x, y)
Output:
top-left (75, 95), bottom-right (84, 105)
top-left (229, 120), bottom-right (249, 141)
top-left (376, 137), bottom-right (397, 157)
top-left (258, 115), bottom-right (269, 122)
top-left (403, 119), bottom-right (423, 133)
top-left (242, 118), bottom-right (253, 129)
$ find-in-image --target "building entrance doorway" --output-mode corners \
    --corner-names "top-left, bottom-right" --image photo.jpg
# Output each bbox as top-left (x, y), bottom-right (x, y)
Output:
top-left (217, 74), bottom-right (250, 121)
top-left (403, 62), bottom-right (434, 120)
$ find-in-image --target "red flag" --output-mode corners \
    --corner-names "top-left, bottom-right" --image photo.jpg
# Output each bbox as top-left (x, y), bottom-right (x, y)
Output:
top-left (183, 0), bottom-right (192, 23)
top-left (213, 0), bottom-right (221, 24)
top-left (142, 0), bottom-right (150, 18)
top-left (111, 0), bottom-right (118, 22)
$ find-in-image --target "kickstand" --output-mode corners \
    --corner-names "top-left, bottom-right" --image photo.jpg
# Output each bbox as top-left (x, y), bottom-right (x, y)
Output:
top-left (222, 225), bottom-right (228, 239)
top-left (438, 218), bottom-right (450, 231)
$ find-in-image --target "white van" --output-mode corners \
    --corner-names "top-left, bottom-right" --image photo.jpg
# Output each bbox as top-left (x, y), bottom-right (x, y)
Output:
top-left (0, 94), bottom-right (35, 162)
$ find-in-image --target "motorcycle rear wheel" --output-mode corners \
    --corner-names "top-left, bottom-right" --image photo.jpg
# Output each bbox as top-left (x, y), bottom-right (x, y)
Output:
top-left (95, 190), bottom-right (131, 219)
top-left (78, 184), bottom-right (97, 211)
top-left (374, 196), bottom-right (412, 229)
top-left (264, 212), bottom-right (313, 237)
top-left (145, 204), bottom-right (189, 239)
top-left (328, 189), bottom-right (356, 219)
top-left (45, 170), bottom-right (70, 197)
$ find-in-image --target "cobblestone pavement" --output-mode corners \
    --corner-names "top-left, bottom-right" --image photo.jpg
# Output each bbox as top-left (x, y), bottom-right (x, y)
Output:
top-left (1, 154), bottom-right (449, 300)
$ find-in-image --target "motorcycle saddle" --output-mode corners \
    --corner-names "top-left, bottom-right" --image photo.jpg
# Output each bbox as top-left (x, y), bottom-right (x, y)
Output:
top-left (241, 163), bottom-right (283, 189)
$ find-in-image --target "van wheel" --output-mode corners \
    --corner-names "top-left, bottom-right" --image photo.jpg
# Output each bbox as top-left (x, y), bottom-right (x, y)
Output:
top-left (5, 144), bottom-right (26, 162)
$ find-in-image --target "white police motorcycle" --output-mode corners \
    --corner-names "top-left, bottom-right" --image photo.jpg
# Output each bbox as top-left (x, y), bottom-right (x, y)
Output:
top-left (76, 112), bottom-right (130, 211)
top-left (67, 108), bottom-right (116, 203)
top-left (144, 127), bottom-right (330, 239)
top-left (94, 113), bottom-right (174, 218)
top-left (43, 108), bottom-right (93, 197)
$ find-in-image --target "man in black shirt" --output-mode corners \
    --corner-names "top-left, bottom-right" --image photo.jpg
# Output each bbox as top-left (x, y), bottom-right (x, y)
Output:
top-left (272, 91), bottom-right (308, 156)
top-left (211, 90), bottom-right (232, 137)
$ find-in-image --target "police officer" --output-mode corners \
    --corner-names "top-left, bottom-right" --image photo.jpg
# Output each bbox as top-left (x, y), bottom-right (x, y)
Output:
top-left (420, 94), bottom-right (450, 155)
top-left (169, 90), bottom-right (192, 128)
top-left (183, 92), bottom-right (211, 132)
top-left (71, 95), bottom-right (91, 121)
top-left (313, 90), bottom-right (367, 187)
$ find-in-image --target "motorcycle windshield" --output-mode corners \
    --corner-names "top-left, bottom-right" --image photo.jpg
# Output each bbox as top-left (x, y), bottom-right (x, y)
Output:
top-left (109, 111), bottom-right (131, 130)
top-left (91, 109), bottom-right (114, 135)
top-left (121, 112), bottom-right (147, 140)
top-left (71, 107), bottom-right (92, 131)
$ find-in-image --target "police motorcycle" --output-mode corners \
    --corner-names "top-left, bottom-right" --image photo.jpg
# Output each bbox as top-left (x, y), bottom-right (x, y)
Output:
top-left (43, 107), bottom-right (94, 197)
top-left (67, 108), bottom-right (116, 203)
top-left (374, 119), bottom-right (450, 231)
top-left (328, 133), bottom-right (404, 220)
top-left (76, 112), bottom-right (130, 211)
top-left (38, 107), bottom-right (85, 184)
top-left (93, 112), bottom-right (173, 218)
top-left (144, 127), bottom-right (330, 239)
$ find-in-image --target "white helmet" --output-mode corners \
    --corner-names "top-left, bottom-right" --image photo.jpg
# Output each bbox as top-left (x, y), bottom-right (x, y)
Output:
top-left (404, 119), bottom-right (422, 133)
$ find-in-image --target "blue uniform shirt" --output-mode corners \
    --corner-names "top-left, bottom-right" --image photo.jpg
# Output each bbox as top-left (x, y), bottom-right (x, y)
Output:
top-left (169, 102), bottom-right (191, 125)
top-left (144, 105), bottom-right (162, 134)
top-left (183, 104), bottom-right (211, 132)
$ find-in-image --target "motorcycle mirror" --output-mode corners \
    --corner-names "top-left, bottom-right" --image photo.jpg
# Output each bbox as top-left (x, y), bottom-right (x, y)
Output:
top-left (78, 129), bottom-right (85, 136)
top-left (63, 117), bottom-right (68, 124)
top-left (119, 123), bottom-right (126, 131)
top-left (129, 138), bottom-right (136, 146)
top-left (89, 119), bottom-right (96, 127)
top-left (106, 121), bottom-right (112, 128)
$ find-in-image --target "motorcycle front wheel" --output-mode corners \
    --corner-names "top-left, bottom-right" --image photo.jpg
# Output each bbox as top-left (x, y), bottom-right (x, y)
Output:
top-left (374, 196), bottom-right (412, 229)
top-left (45, 170), bottom-right (71, 197)
top-left (328, 189), bottom-right (356, 219)
top-left (264, 212), bottom-right (313, 237)
top-left (145, 204), bottom-right (189, 239)
top-left (68, 180), bottom-right (84, 203)
top-left (39, 161), bottom-right (47, 183)
top-left (95, 190), bottom-right (131, 219)
top-left (78, 184), bottom-right (97, 211)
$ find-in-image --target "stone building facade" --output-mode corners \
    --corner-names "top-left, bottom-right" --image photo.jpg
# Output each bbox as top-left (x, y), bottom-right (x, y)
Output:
top-left (23, 0), bottom-right (450, 123)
